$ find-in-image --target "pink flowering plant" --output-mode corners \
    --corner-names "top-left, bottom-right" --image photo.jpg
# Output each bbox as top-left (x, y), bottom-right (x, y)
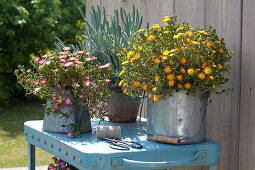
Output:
top-left (15, 47), bottom-right (113, 119)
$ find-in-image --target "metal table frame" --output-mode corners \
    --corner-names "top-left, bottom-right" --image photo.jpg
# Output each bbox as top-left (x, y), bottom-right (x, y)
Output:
top-left (24, 119), bottom-right (220, 170)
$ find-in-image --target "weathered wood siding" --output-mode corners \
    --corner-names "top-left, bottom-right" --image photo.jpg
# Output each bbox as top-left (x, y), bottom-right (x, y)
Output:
top-left (85, 0), bottom-right (252, 169)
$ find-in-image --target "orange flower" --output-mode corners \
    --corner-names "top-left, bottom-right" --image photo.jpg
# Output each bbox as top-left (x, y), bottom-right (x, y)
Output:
top-left (148, 34), bottom-right (155, 42)
top-left (177, 84), bottom-right (183, 89)
top-left (218, 64), bottom-right (223, 69)
top-left (209, 76), bottom-right (214, 79)
top-left (177, 75), bottom-right (183, 81)
top-left (187, 68), bottom-right (195, 76)
top-left (133, 81), bottom-right (140, 87)
top-left (219, 48), bottom-right (224, 54)
top-left (180, 57), bottom-right (187, 65)
top-left (204, 66), bottom-right (212, 75)
top-left (167, 74), bottom-right (175, 80)
top-left (198, 72), bottom-right (206, 79)
top-left (185, 31), bottom-right (193, 36)
top-left (153, 95), bottom-right (160, 103)
top-left (142, 84), bottom-right (148, 91)
top-left (161, 55), bottom-right (168, 60)
top-left (155, 75), bottom-right (160, 81)
top-left (187, 37), bottom-right (192, 43)
top-left (164, 66), bottom-right (172, 74)
top-left (184, 83), bottom-right (191, 90)
top-left (154, 58), bottom-right (161, 64)
top-left (123, 88), bottom-right (127, 94)
top-left (180, 67), bottom-right (186, 74)
top-left (132, 54), bottom-right (140, 61)
top-left (149, 81), bottom-right (153, 85)
top-left (202, 61), bottom-right (207, 67)
top-left (227, 64), bottom-right (231, 73)
top-left (205, 40), bottom-right (213, 48)
top-left (148, 92), bottom-right (152, 99)
top-left (212, 50), bottom-right (216, 53)
top-left (168, 80), bottom-right (174, 87)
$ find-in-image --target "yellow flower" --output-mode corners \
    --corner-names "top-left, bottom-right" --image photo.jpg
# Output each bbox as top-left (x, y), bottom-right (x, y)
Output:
top-left (118, 70), bottom-right (125, 76)
top-left (184, 83), bottom-right (191, 90)
top-left (155, 75), bottom-right (160, 81)
top-left (161, 55), bottom-right (168, 60)
top-left (173, 35), bottom-right (180, 39)
top-left (178, 33), bottom-right (184, 36)
top-left (121, 61), bottom-right (130, 65)
top-left (152, 87), bottom-right (157, 91)
top-left (118, 79), bottom-right (124, 86)
top-left (185, 31), bottom-right (193, 36)
top-left (187, 68), bottom-right (195, 76)
top-left (230, 50), bottom-right (235, 54)
top-left (142, 84), bottom-right (148, 91)
top-left (177, 27), bottom-right (184, 31)
top-left (144, 34), bottom-right (148, 37)
top-left (133, 81), bottom-right (141, 87)
top-left (227, 64), bottom-right (231, 73)
top-left (163, 50), bottom-right (170, 55)
top-left (153, 95), bottom-right (160, 103)
top-left (198, 30), bottom-right (205, 34)
top-left (218, 64), bottom-right (223, 69)
top-left (204, 66), bottom-right (212, 75)
top-left (216, 40), bottom-right (221, 44)
top-left (164, 16), bottom-right (170, 19)
top-left (187, 37), bottom-right (192, 43)
top-left (154, 58), bottom-right (161, 64)
top-left (164, 66), bottom-right (172, 74)
top-left (198, 72), bottom-right (206, 79)
top-left (168, 80), bottom-right (174, 87)
top-left (138, 46), bottom-right (143, 50)
top-left (164, 31), bottom-right (170, 33)
top-left (191, 40), bottom-right (198, 44)
top-left (177, 75), bottom-right (183, 81)
top-left (127, 51), bottom-right (134, 58)
top-left (138, 29), bottom-right (145, 32)
top-left (148, 34), bottom-right (155, 42)
top-left (170, 49), bottom-right (177, 53)
top-left (180, 67), bottom-right (186, 74)
top-left (209, 76), bottom-right (214, 79)
top-left (123, 88), bottom-right (127, 94)
top-left (212, 84), bottom-right (216, 90)
top-left (148, 92), bottom-right (152, 99)
top-left (163, 18), bottom-right (170, 22)
top-left (205, 40), bottom-right (213, 48)
top-left (180, 57), bottom-right (187, 65)
top-left (212, 64), bottom-right (217, 67)
top-left (177, 84), bottom-right (183, 89)
top-left (167, 74), bottom-right (175, 80)
top-left (153, 24), bottom-right (161, 29)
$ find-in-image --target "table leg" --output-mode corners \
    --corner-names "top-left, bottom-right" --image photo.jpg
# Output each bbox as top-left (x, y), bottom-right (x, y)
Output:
top-left (210, 165), bottom-right (218, 170)
top-left (28, 143), bottom-right (35, 170)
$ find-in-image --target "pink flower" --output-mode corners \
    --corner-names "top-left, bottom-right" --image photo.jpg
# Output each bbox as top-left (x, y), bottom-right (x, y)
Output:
top-left (85, 76), bottom-right (90, 79)
top-left (54, 68), bottom-right (59, 72)
top-left (104, 79), bottom-right (111, 82)
top-left (45, 61), bottom-right (51, 65)
top-left (57, 98), bottom-right (63, 104)
top-left (33, 87), bottom-right (42, 94)
top-left (50, 56), bottom-right (55, 59)
top-left (84, 58), bottom-right (93, 62)
top-left (34, 57), bottom-right (40, 62)
top-left (74, 60), bottom-right (83, 64)
top-left (40, 79), bottom-right (46, 84)
top-left (52, 96), bottom-right (57, 101)
top-left (67, 131), bottom-right (72, 138)
top-left (64, 97), bottom-right (72, 106)
top-left (49, 168), bottom-right (55, 170)
top-left (59, 51), bottom-right (66, 54)
top-left (77, 51), bottom-right (83, 54)
top-left (64, 62), bottom-right (74, 67)
top-left (53, 105), bottom-right (59, 109)
top-left (41, 55), bottom-right (47, 58)
top-left (92, 56), bottom-right (97, 60)
top-left (38, 65), bottom-right (44, 69)
top-left (85, 80), bottom-right (91, 87)
top-left (59, 55), bottom-right (67, 59)
top-left (26, 68), bottom-right (31, 72)
top-left (39, 59), bottom-right (45, 64)
top-left (85, 52), bottom-right (91, 55)
top-left (64, 69), bottom-right (69, 72)
top-left (34, 81), bottom-right (39, 85)
top-left (69, 57), bottom-right (77, 61)
top-left (98, 63), bottom-right (111, 68)
top-left (62, 47), bottom-right (70, 51)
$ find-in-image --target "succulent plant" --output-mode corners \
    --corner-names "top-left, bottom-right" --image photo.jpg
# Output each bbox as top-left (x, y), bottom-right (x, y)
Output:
top-left (56, 5), bottom-right (143, 87)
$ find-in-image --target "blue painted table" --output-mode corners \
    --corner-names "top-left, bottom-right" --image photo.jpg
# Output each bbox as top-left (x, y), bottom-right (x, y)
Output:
top-left (24, 118), bottom-right (220, 170)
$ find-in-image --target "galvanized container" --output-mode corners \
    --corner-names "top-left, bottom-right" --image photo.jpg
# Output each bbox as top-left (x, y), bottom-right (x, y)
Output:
top-left (147, 91), bottom-right (209, 144)
top-left (42, 89), bottom-right (92, 133)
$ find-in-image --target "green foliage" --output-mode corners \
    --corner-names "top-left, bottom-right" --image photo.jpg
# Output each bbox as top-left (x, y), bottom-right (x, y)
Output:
top-left (0, 0), bottom-right (86, 101)
top-left (56, 5), bottom-right (143, 86)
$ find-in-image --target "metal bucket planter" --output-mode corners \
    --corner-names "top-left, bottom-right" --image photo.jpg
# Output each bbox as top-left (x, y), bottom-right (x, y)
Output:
top-left (147, 90), bottom-right (209, 144)
top-left (108, 87), bottom-right (140, 123)
top-left (42, 89), bottom-right (92, 134)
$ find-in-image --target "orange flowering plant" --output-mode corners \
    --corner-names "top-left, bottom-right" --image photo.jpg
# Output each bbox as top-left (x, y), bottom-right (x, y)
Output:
top-left (118, 16), bottom-right (233, 103)
top-left (14, 48), bottom-right (113, 118)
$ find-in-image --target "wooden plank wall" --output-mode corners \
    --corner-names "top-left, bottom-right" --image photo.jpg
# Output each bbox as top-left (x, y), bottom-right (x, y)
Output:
top-left (86, 0), bottom-right (247, 169)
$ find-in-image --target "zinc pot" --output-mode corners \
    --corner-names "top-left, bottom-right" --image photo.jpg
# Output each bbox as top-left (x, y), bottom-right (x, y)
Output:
top-left (108, 87), bottom-right (140, 123)
top-left (42, 89), bottom-right (92, 133)
top-left (147, 90), bottom-right (209, 144)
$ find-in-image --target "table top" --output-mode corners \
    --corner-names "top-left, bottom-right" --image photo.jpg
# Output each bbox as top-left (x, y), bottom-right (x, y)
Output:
top-left (24, 118), bottom-right (220, 170)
